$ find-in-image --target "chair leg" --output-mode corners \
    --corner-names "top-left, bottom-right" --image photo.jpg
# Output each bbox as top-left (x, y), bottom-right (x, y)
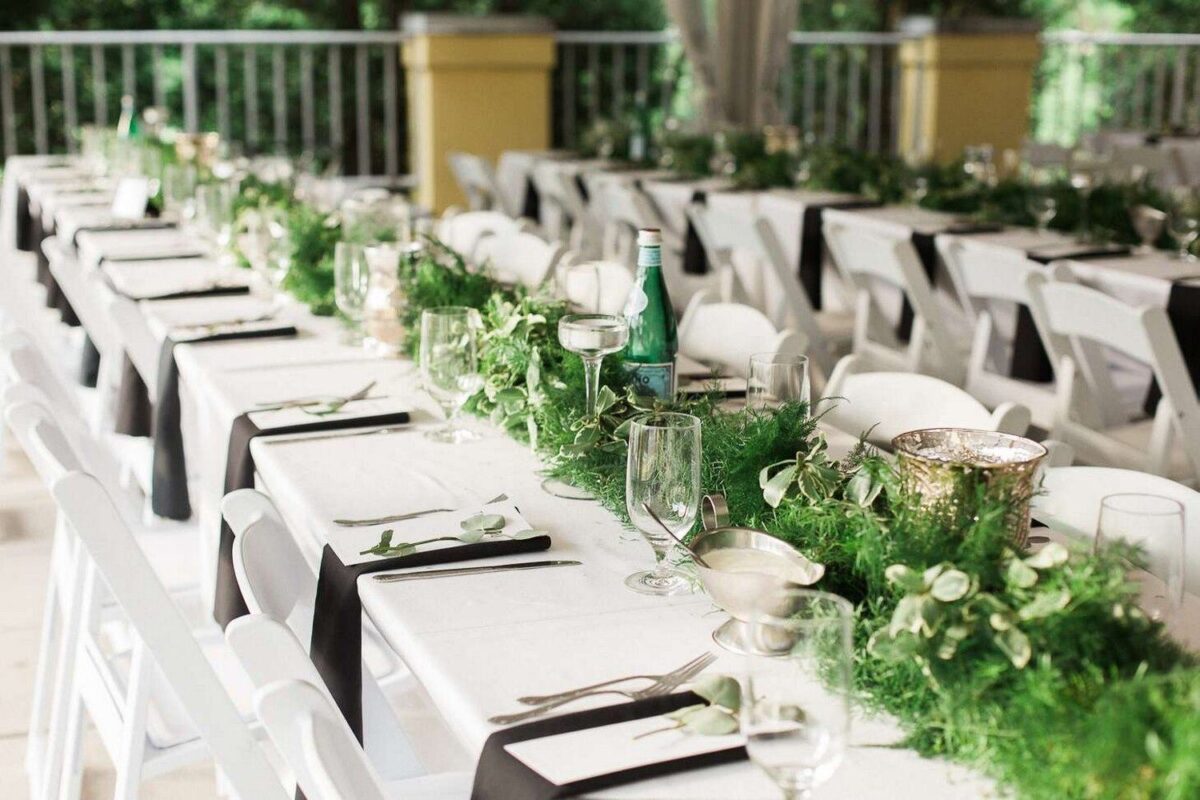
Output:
top-left (111, 643), bottom-right (151, 800)
top-left (39, 543), bottom-right (90, 800)
top-left (26, 523), bottom-right (69, 794)
top-left (53, 687), bottom-right (85, 800)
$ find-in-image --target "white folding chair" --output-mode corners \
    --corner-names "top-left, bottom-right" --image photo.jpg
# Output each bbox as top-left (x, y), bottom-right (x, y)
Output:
top-left (555, 259), bottom-right (634, 315)
top-left (1033, 465), bottom-right (1200, 598)
top-left (5, 401), bottom-right (284, 800)
top-left (1030, 280), bottom-right (1200, 484)
top-left (472, 230), bottom-right (564, 289)
top-left (820, 354), bottom-right (1030, 450)
top-left (1102, 144), bottom-right (1186, 189)
top-left (1021, 140), bottom-right (1073, 170)
top-left (446, 153), bottom-right (511, 215)
top-left (255, 678), bottom-right (470, 800)
top-left (936, 234), bottom-right (1081, 430)
top-left (435, 211), bottom-right (526, 262)
top-left (529, 161), bottom-right (599, 256)
top-left (677, 290), bottom-right (807, 379)
top-left (822, 209), bottom-right (967, 385)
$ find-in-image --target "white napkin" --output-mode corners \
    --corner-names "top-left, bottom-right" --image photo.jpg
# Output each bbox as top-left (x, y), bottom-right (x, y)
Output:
top-left (171, 316), bottom-right (293, 343)
top-left (329, 498), bottom-right (531, 567)
top-left (103, 258), bottom-right (249, 299)
top-left (76, 228), bottom-right (204, 269)
top-left (504, 716), bottom-right (744, 786)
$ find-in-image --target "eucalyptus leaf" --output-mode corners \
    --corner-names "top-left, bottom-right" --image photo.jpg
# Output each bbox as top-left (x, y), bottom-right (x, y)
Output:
top-left (889, 595), bottom-right (926, 637)
top-left (763, 465), bottom-right (799, 508)
top-left (1025, 542), bottom-right (1070, 570)
top-left (1018, 589), bottom-right (1072, 621)
top-left (884, 564), bottom-right (927, 594)
top-left (665, 704), bottom-right (706, 722)
top-left (679, 705), bottom-right (740, 736)
top-left (692, 674), bottom-right (741, 712)
top-left (930, 569), bottom-right (972, 603)
top-left (847, 469), bottom-right (882, 507)
top-left (514, 528), bottom-right (548, 540)
top-left (995, 626), bottom-right (1032, 669)
top-left (1006, 557), bottom-right (1039, 589)
top-left (457, 530), bottom-right (485, 544)
top-left (461, 513), bottom-right (506, 533)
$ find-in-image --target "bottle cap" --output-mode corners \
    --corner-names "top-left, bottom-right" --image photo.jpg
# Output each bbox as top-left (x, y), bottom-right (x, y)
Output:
top-left (637, 228), bottom-right (662, 246)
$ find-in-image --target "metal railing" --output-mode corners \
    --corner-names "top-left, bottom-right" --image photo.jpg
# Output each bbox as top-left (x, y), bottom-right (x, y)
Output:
top-left (1037, 31), bottom-right (1200, 144)
top-left (0, 30), bottom-right (408, 175)
top-left (552, 30), bottom-right (913, 154)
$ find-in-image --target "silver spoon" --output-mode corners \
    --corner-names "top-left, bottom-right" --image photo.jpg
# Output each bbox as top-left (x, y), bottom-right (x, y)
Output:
top-left (641, 501), bottom-right (712, 569)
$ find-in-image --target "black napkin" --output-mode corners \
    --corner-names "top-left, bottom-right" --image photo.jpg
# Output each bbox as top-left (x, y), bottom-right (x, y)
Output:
top-left (310, 534), bottom-right (552, 741)
top-left (1144, 279), bottom-right (1200, 415)
top-left (522, 177), bottom-right (541, 221)
top-left (797, 200), bottom-right (880, 310)
top-left (116, 284), bottom-right (252, 303)
top-left (78, 335), bottom-right (100, 388)
top-left (681, 190), bottom-right (710, 275)
top-left (150, 325), bottom-right (298, 520)
top-left (898, 223), bottom-right (1005, 341)
top-left (16, 184), bottom-right (33, 251)
top-left (471, 692), bottom-right (747, 800)
top-left (212, 408), bottom-right (413, 627)
top-left (115, 355), bottom-right (153, 437)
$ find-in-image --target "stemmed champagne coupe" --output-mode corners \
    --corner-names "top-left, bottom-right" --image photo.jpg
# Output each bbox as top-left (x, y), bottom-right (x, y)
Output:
top-left (420, 307), bottom-right (483, 444)
top-left (742, 588), bottom-right (853, 800)
top-left (1027, 191), bottom-right (1058, 233)
top-left (624, 412), bottom-right (701, 596)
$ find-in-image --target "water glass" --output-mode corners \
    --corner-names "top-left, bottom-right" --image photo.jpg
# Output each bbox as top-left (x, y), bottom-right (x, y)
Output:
top-left (742, 589), bottom-right (853, 800)
top-left (1026, 192), bottom-right (1058, 232)
top-left (197, 181), bottom-right (236, 250)
top-left (334, 242), bottom-right (369, 343)
top-left (163, 164), bottom-right (197, 222)
top-left (747, 354), bottom-right (810, 411)
top-left (420, 307), bottom-right (483, 444)
top-left (624, 412), bottom-right (701, 596)
top-left (1168, 212), bottom-right (1199, 260)
top-left (1096, 493), bottom-right (1185, 623)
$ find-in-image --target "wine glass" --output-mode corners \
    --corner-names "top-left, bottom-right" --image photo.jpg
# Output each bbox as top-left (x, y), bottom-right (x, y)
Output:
top-left (1131, 204), bottom-right (1167, 252)
top-left (747, 354), bottom-right (810, 411)
top-left (1069, 152), bottom-right (1104, 242)
top-left (197, 181), bottom-right (236, 252)
top-left (162, 163), bottom-right (197, 222)
top-left (1096, 493), bottom-right (1185, 623)
top-left (420, 307), bottom-right (483, 444)
top-left (334, 241), bottom-right (369, 344)
top-left (1027, 192), bottom-right (1058, 233)
top-left (742, 588), bottom-right (853, 800)
top-left (558, 314), bottom-right (629, 419)
top-left (1168, 211), bottom-right (1199, 261)
top-left (624, 412), bottom-right (701, 596)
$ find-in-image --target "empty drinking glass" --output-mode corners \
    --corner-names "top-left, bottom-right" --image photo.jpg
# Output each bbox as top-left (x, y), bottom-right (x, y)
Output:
top-left (1027, 192), bottom-right (1058, 233)
top-left (163, 164), bottom-right (197, 223)
top-left (747, 353), bottom-right (810, 411)
top-left (420, 307), bottom-right (483, 444)
top-left (742, 588), bottom-right (853, 800)
top-left (624, 412), bottom-right (701, 596)
top-left (1168, 211), bottom-right (1199, 261)
top-left (1096, 493), bottom-right (1185, 623)
top-left (334, 242), bottom-right (369, 344)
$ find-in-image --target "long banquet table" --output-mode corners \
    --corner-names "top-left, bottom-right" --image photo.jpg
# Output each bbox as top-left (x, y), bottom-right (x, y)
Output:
top-left (10, 153), bottom-right (1200, 799)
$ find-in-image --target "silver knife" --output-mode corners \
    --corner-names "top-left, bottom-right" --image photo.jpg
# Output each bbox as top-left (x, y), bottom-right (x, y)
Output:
top-left (373, 559), bottom-right (579, 583)
top-left (260, 423), bottom-right (412, 446)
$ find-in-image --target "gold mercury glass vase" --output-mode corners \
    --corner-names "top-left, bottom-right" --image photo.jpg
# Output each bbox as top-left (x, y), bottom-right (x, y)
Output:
top-left (892, 429), bottom-right (1048, 548)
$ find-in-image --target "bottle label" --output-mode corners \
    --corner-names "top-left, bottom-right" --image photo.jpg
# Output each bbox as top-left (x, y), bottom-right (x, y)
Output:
top-left (624, 361), bottom-right (675, 400)
top-left (637, 244), bottom-right (662, 269)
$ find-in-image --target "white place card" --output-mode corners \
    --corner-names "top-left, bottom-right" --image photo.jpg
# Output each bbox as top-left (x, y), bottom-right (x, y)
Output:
top-left (328, 498), bottom-right (532, 567)
top-left (504, 715), bottom-right (744, 786)
top-left (110, 176), bottom-right (151, 219)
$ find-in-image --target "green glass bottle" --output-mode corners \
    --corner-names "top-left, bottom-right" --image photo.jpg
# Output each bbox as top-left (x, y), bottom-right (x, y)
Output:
top-left (622, 228), bottom-right (678, 399)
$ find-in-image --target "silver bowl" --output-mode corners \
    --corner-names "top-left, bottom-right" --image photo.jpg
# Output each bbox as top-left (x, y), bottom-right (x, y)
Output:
top-left (692, 527), bottom-right (825, 655)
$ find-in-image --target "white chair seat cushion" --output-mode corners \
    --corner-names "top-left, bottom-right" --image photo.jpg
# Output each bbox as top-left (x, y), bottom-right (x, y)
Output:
top-left (135, 525), bottom-right (202, 593)
top-left (815, 309), bottom-right (856, 343)
top-left (386, 771), bottom-right (473, 799)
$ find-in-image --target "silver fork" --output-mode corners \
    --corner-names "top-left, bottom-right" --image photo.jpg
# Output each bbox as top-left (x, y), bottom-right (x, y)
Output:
top-left (488, 652), bottom-right (716, 726)
top-left (516, 652), bottom-right (715, 706)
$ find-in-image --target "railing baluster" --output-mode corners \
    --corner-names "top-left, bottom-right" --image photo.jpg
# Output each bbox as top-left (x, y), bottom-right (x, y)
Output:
top-left (272, 44), bottom-right (286, 153)
top-left (355, 43), bottom-right (369, 174)
top-left (635, 43), bottom-right (648, 106)
top-left (611, 44), bottom-right (624, 118)
top-left (91, 44), bottom-right (107, 125)
top-left (780, 43), bottom-right (795, 124)
top-left (383, 45), bottom-right (399, 177)
top-left (243, 46), bottom-right (260, 152)
top-left (1134, 52), bottom-right (1147, 129)
top-left (328, 45), bottom-right (343, 156)
top-left (1152, 48), bottom-right (1167, 130)
top-left (0, 47), bottom-right (15, 156)
top-left (846, 46), bottom-right (862, 148)
top-left (61, 45), bottom-right (77, 152)
top-left (802, 46), bottom-right (816, 136)
top-left (31, 46), bottom-right (47, 154)
top-left (563, 44), bottom-right (576, 147)
top-left (215, 46), bottom-right (230, 141)
top-left (1193, 49), bottom-right (1200, 130)
top-left (182, 42), bottom-right (198, 133)
top-left (1172, 46), bottom-right (1187, 127)
top-left (1111, 46), bottom-right (1127, 129)
top-left (867, 44), bottom-right (882, 153)
top-left (121, 44), bottom-right (134, 103)
top-left (300, 45), bottom-right (315, 153)
top-left (823, 46), bottom-right (839, 143)
top-left (908, 46), bottom-right (924, 155)
top-left (588, 44), bottom-right (600, 126)
top-left (890, 44), bottom-right (902, 154)
top-left (151, 44), bottom-right (165, 109)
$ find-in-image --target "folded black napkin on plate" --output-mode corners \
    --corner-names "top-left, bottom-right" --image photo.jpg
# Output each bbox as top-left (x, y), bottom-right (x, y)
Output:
top-left (310, 534), bottom-right (552, 741)
top-left (682, 190), bottom-right (710, 275)
top-left (471, 692), bottom-right (746, 800)
top-left (1145, 278), bottom-right (1200, 415)
top-left (897, 223), bottom-right (1006, 340)
top-left (212, 408), bottom-right (413, 627)
top-left (1026, 243), bottom-right (1131, 264)
top-left (117, 284), bottom-right (252, 303)
top-left (150, 325), bottom-right (298, 520)
top-left (797, 200), bottom-right (880, 309)
top-left (16, 185), bottom-right (33, 251)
